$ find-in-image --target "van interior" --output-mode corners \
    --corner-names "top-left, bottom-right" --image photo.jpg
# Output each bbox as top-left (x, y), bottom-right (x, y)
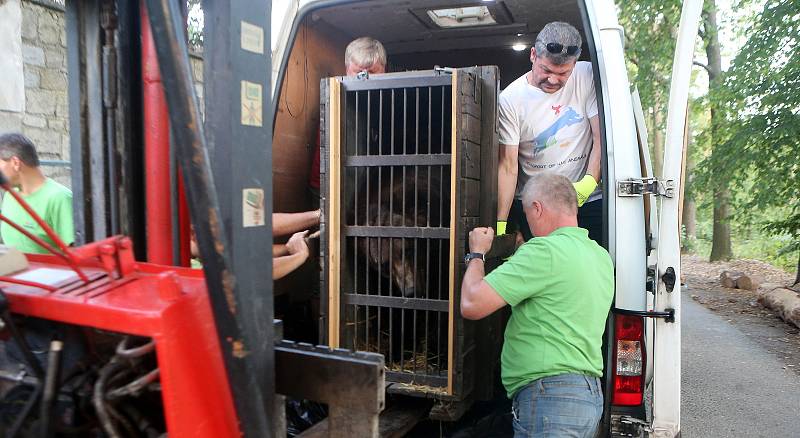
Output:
top-left (270, 1), bottom-right (620, 432)
top-left (271, 0), bottom-right (594, 338)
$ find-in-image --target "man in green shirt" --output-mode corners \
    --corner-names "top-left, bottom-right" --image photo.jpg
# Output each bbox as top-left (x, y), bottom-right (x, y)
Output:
top-left (461, 172), bottom-right (613, 437)
top-left (0, 133), bottom-right (74, 254)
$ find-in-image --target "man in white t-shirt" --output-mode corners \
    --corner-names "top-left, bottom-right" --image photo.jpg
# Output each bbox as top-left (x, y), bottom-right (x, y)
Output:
top-left (497, 21), bottom-right (603, 243)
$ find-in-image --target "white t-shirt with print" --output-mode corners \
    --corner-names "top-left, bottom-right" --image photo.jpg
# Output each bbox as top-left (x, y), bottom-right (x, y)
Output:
top-left (498, 61), bottom-right (600, 201)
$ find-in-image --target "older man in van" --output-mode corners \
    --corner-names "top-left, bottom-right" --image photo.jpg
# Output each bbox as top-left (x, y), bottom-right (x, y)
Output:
top-left (309, 37), bottom-right (386, 203)
top-left (461, 172), bottom-right (613, 438)
top-left (497, 21), bottom-right (603, 244)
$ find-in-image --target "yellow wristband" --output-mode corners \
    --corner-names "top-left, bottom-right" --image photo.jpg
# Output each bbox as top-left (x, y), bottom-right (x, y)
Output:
top-left (573, 175), bottom-right (598, 207)
top-left (496, 220), bottom-right (507, 236)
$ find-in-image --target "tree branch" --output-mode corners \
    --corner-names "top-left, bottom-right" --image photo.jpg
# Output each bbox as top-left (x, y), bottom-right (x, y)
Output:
top-left (693, 60), bottom-right (712, 75)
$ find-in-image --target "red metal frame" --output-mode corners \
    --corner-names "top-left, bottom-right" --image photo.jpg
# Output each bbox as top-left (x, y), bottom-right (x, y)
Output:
top-left (0, 144), bottom-right (239, 436)
top-left (2, 251), bottom-right (240, 437)
top-left (142, 5), bottom-right (175, 265)
top-left (177, 171), bottom-right (191, 267)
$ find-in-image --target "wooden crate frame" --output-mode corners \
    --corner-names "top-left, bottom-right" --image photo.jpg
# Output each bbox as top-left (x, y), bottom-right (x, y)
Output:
top-left (320, 67), bottom-right (502, 403)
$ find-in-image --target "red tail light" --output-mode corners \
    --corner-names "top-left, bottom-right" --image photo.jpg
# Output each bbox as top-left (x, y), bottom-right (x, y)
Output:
top-left (612, 314), bottom-right (645, 406)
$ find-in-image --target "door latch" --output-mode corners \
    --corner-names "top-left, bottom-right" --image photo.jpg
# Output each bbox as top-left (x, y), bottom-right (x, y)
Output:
top-left (662, 266), bottom-right (676, 293)
top-left (617, 178), bottom-right (674, 198)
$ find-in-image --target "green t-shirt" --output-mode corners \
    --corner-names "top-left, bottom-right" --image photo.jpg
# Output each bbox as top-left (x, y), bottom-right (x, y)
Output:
top-left (485, 226), bottom-right (614, 398)
top-left (0, 178), bottom-right (74, 254)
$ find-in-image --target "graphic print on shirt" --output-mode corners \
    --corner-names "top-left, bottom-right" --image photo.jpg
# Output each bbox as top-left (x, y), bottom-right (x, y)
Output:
top-left (526, 106), bottom-right (584, 154)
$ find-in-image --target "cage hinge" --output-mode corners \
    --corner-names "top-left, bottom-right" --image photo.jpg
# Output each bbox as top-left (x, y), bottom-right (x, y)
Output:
top-left (433, 66), bottom-right (455, 75)
top-left (616, 178), bottom-right (674, 198)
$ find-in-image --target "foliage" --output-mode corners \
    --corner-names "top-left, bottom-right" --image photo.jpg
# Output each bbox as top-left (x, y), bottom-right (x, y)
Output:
top-left (187, 0), bottom-right (204, 52)
top-left (619, 0), bottom-right (799, 275)
top-left (617, 0), bottom-right (684, 141)
top-left (697, 0), bottom-right (800, 259)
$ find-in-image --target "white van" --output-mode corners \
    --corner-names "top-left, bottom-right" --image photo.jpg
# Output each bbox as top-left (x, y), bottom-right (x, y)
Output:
top-left (270, 1), bottom-right (701, 436)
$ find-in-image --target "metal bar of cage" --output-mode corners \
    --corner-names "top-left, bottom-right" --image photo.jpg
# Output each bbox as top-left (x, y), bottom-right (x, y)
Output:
top-left (342, 75), bottom-right (451, 92)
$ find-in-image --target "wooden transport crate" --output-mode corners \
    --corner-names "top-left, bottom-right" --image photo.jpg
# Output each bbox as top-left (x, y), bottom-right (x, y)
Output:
top-left (320, 67), bottom-right (504, 416)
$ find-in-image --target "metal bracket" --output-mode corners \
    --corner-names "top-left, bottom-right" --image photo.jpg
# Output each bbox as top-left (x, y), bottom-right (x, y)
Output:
top-left (433, 66), bottom-right (455, 75)
top-left (617, 178), bottom-right (674, 198)
top-left (613, 307), bottom-right (675, 323)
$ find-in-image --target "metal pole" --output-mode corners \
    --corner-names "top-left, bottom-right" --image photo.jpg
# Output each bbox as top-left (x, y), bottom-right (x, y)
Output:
top-left (142, 1), bottom-right (273, 436)
top-left (141, 5), bottom-right (174, 264)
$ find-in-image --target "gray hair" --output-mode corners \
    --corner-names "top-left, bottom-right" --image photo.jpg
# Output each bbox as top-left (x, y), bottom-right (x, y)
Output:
top-left (534, 21), bottom-right (582, 65)
top-left (521, 172), bottom-right (578, 215)
top-left (0, 133), bottom-right (40, 167)
top-left (344, 37), bottom-right (387, 69)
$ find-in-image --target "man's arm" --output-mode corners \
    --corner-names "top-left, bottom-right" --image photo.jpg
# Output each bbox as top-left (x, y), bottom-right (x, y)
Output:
top-left (273, 231), bottom-right (309, 279)
top-left (273, 244), bottom-right (289, 257)
top-left (273, 210), bottom-right (320, 237)
top-left (461, 259), bottom-right (508, 320)
top-left (460, 227), bottom-right (508, 320)
top-left (497, 144), bottom-right (519, 223)
top-left (587, 115), bottom-right (602, 182)
top-left (572, 116), bottom-right (602, 207)
top-left (274, 252), bottom-right (308, 280)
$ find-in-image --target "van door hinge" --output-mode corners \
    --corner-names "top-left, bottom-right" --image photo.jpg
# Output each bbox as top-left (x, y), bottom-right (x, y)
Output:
top-left (617, 178), bottom-right (674, 198)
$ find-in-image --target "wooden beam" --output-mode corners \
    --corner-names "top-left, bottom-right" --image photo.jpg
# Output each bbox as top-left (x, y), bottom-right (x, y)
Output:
top-left (447, 70), bottom-right (458, 395)
top-left (328, 77), bottom-right (342, 348)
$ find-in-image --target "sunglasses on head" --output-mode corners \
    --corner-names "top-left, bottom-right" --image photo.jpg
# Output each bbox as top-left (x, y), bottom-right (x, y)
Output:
top-left (544, 42), bottom-right (580, 56)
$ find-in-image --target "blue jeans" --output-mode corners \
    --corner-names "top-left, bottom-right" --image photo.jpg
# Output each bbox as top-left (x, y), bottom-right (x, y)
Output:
top-left (511, 373), bottom-right (603, 438)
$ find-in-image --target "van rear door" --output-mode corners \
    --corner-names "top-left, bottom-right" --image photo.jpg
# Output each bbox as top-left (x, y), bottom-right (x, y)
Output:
top-left (651, 1), bottom-right (703, 436)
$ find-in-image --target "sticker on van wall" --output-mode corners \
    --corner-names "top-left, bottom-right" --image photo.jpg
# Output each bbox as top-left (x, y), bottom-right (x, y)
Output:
top-left (242, 188), bottom-right (265, 228)
top-left (240, 80), bottom-right (263, 127)
top-left (240, 21), bottom-right (264, 54)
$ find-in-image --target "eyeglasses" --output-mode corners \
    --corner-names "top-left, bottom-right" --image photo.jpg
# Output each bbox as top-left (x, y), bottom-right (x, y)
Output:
top-left (545, 42), bottom-right (580, 56)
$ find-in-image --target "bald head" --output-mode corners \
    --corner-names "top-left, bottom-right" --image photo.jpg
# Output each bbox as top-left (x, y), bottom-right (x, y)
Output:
top-left (521, 173), bottom-right (578, 236)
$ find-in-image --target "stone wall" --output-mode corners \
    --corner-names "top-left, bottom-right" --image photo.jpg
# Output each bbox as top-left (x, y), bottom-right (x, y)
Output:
top-left (0, 0), bottom-right (70, 185)
top-left (0, 1), bottom-right (205, 188)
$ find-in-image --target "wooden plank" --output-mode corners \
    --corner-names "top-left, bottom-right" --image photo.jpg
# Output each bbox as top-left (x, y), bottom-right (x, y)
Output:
top-left (447, 70), bottom-right (458, 396)
top-left (461, 140), bottom-right (481, 180)
top-left (328, 77), bottom-right (342, 348)
top-left (461, 179), bottom-right (481, 217)
top-left (478, 66), bottom-right (500, 229)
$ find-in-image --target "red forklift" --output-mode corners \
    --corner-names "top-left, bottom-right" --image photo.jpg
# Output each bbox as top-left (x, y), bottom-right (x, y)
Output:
top-left (0, 1), bottom-right (385, 436)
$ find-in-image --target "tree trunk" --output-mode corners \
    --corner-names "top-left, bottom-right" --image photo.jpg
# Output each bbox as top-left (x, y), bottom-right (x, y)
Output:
top-left (710, 188), bottom-right (733, 261)
top-left (794, 248), bottom-right (800, 287)
top-left (682, 198), bottom-right (697, 239)
top-left (703, 0), bottom-right (733, 262)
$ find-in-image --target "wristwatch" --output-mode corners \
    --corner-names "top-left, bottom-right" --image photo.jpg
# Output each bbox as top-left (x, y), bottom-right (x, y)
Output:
top-left (464, 252), bottom-right (485, 265)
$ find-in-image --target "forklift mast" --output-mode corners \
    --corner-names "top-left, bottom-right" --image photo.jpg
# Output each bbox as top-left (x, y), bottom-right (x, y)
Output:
top-left (0, 0), bottom-right (386, 436)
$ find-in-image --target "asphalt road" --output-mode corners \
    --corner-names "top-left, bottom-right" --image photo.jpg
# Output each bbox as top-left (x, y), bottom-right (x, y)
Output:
top-left (682, 291), bottom-right (800, 437)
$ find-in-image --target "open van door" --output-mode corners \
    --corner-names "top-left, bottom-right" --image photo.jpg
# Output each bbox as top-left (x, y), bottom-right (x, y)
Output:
top-left (651, 1), bottom-right (703, 436)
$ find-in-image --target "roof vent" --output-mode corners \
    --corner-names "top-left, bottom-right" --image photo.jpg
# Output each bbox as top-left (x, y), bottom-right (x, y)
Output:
top-left (426, 6), bottom-right (497, 28)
